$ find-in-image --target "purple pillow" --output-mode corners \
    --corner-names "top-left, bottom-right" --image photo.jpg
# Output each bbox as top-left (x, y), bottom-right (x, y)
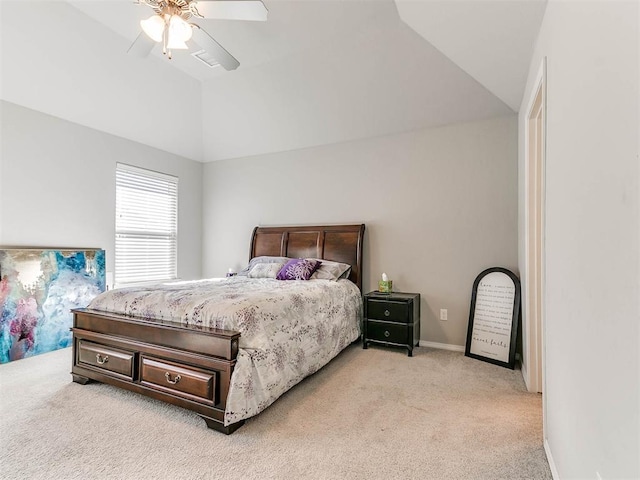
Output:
top-left (276, 258), bottom-right (321, 280)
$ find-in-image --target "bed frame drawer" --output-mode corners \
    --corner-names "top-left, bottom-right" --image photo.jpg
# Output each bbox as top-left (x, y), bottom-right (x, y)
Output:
top-left (77, 340), bottom-right (134, 380)
top-left (141, 357), bottom-right (218, 405)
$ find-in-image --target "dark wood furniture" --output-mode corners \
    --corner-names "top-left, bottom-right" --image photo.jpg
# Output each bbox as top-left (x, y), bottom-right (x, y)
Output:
top-left (362, 291), bottom-right (420, 357)
top-left (71, 224), bottom-right (365, 434)
top-left (249, 224), bottom-right (365, 290)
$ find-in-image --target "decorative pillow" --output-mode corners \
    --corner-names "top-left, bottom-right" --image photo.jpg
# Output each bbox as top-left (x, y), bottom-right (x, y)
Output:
top-left (247, 262), bottom-right (286, 279)
top-left (237, 256), bottom-right (290, 276)
top-left (276, 258), bottom-right (321, 281)
top-left (308, 259), bottom-right (352, 281)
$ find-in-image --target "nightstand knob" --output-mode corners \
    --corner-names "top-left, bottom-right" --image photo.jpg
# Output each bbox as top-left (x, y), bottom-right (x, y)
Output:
top-left (384, 310), bottom-right (390, 317)
top-left (384, 330), bottom-right (390, 338)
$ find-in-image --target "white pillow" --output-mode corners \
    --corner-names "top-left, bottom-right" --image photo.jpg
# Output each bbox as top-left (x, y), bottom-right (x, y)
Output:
top-left (247, 262), bottom-right (286, 279)
top-left (237, 256), bottom-right (290, 276)
top-left (308, 259), bottom-right (352, 281)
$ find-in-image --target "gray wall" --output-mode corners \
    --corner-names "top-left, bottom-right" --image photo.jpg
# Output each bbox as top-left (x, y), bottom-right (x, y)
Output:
top-left (0, 101), bottom-right (204, 284)
top-left (518, 2), bottom-right (639, 478)
top-left (203, 115), bottom-right (518, 348)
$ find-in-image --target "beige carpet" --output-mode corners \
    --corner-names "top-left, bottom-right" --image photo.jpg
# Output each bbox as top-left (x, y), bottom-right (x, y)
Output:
top-left (0, 344), bottom-right (551, 480)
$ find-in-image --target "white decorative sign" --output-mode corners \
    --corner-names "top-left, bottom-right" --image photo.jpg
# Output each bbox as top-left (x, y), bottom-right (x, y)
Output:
top-left (465, 268), bottom-right (520, 369)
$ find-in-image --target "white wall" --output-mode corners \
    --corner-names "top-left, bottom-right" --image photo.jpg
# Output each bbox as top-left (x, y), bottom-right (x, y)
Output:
top-left (200, 15), bottom-right (511, 162)
top-left (395, 0), bottom-right (547, 111)
top-left (518, 1), bottom-right (639, 478)
top-left (203, 115), bottom-right (518, 348)
top-left (0, 101), bottom-right (203, 282)
top-left (0, 1), bottom-right (203, 161)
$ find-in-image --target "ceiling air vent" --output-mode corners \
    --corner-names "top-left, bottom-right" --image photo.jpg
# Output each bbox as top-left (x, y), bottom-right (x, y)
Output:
top-left (191, 49), bottom-right (221, 68)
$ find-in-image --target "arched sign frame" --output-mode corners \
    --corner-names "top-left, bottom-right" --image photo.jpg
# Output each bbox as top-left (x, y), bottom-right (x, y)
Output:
top-left (465, 267), bottom-right (521, 369)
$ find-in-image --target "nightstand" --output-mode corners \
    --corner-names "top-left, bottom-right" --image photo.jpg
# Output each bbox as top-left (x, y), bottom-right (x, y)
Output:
top-left (362, 291), bottom-right (420, 357)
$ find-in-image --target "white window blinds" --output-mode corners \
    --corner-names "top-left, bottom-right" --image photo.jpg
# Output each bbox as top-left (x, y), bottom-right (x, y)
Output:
top-left (115, 163), bottom-right (178, 286)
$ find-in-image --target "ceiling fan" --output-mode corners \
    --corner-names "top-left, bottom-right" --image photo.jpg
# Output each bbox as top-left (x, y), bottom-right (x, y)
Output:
top-left (128, 0), bottom-right (268, 71)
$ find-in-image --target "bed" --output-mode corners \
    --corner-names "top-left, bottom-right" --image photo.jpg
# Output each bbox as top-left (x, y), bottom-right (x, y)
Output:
top-left (70, 224), bottom-right (365, 434)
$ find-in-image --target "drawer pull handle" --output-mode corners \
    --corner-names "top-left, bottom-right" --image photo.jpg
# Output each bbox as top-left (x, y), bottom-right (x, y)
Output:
top-left (165, 372), bottom-right (182, 385)
top-left (95, 353), bottom-right (109, 365)
top-left (384, 330), bottom-right (390, 338)
top-left (384, 310), bottom-right (390, 317)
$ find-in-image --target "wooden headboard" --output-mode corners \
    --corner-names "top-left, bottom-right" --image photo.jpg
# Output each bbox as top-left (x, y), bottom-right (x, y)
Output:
top-left (249, 224), bottom-right (365, 291)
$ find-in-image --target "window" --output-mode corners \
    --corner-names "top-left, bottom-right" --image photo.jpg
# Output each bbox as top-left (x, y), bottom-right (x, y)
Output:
top-left (115, 163), bottom-right (178, 286)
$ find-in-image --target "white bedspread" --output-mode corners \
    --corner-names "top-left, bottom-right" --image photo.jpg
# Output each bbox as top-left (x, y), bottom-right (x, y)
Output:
top-left (88, 277), bottom-right (362, 425)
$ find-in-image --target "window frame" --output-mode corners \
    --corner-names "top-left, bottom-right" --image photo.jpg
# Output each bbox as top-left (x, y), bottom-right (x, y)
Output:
top-left (115, 163), bottom-right (178, 287)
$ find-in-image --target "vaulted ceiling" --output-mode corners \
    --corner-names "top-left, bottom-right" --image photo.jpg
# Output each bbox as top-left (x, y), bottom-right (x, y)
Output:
top-left (0, 0), bottom-right (547, 162)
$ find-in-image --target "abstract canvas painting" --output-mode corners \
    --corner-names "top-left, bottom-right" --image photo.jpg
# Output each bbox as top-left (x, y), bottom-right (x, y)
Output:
top-left (0, 249), bottom-right (105, 363)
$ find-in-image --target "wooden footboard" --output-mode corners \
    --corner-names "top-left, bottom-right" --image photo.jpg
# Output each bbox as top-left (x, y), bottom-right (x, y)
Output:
top-left (70, 308), bottom-right (243, 434)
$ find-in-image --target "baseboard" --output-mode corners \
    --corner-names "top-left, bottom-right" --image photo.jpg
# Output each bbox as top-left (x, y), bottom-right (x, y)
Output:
top-left (544, 438), bottom-right (560, 480)
top-left (419, 340), bottom-right (465, 352)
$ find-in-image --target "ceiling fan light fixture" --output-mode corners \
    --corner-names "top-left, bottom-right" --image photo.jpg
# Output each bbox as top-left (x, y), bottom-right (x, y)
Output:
top-left (130, 0), bottom-right (254, 69)
top-left (168, 15), bottom-right (193, 42)
top-left (140, 14), bottom-right (165, 42)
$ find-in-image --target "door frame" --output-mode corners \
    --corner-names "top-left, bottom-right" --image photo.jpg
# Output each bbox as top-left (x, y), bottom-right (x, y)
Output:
top-left (522, 57), bottom-right (546, 397)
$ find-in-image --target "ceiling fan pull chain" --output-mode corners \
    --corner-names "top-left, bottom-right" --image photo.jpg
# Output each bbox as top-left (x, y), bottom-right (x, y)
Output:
top-left (162, 23), bottom-right (168, 57)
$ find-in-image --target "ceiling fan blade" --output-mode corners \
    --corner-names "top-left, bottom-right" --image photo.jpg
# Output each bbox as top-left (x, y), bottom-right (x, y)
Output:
top-left (127, 32), bottom-right (155, 58)
top-left (191, 0), bottom-right (268, 21)
top-left (191, 25), bottom-right (240, 71)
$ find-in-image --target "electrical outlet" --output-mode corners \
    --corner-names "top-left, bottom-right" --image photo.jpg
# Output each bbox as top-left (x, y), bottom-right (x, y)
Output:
top-left (596, 472), bottom-right (602, 480)
top-left (440, 309), bottom-right (448, 321)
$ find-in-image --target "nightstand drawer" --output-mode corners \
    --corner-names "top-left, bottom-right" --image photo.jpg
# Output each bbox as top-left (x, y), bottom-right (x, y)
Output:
top-left (367, 299), bottom-right (410, 323)
top-left (141, 357), bottom-right (218, 405)
top-left (366, 320), bottom-right (408, 345)
top-left (77, 340), bottom-right (134, 380)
